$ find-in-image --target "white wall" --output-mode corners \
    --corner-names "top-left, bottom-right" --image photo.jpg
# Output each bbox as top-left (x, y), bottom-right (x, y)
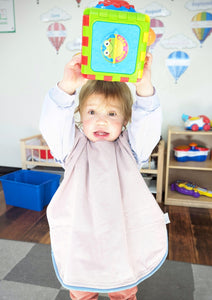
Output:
top-left (1, 0), bottom-right (212, 167)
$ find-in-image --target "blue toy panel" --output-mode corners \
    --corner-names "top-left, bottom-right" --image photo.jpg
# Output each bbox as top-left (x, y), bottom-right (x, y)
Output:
top-left (91, 21), bottom-right (140, 74)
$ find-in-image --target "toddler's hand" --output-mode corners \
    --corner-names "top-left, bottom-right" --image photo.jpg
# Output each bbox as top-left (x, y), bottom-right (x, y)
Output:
top-left (134, 53), bottom-right (154, 97)
top-left (58, 53), bottom-right (87, 95)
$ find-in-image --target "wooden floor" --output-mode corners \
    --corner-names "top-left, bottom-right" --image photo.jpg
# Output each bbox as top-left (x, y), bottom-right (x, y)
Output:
top-left (0, 186), bottom-right (211, 266)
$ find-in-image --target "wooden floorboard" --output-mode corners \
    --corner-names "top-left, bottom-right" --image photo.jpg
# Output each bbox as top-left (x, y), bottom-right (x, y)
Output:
top-left (166, 205), bottom-right (197, 263)
top-left (0, 185), bottom-right (211, 265)
top-left (189, 207), bottom-right (212, 265)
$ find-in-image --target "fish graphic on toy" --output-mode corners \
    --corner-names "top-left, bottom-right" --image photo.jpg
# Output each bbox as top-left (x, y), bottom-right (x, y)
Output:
top-left (101, 33), bottom-right (128, 63)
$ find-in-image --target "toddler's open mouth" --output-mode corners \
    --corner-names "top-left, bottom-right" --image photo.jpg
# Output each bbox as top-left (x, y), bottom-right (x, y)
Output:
top-left (94, 131), bottom-right (109, 137)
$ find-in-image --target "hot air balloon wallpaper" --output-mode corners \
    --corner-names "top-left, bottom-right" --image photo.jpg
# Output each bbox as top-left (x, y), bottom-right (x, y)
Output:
top-left (149, 19), bottom-right (164, 51)
top-left (47, 22), bottom-right (67, 54)
top-left (191, 12), bottom-right (212, 47)
top-left (76, 0), bottom-right (81, 7)
top-left (166, 51), bottom-right (190, 83)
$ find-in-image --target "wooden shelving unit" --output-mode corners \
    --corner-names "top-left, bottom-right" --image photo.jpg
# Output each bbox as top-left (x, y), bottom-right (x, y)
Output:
top-left (164, 126), bottom-right (212, 208)
top-left (140, 139), bottom-right (165, 203)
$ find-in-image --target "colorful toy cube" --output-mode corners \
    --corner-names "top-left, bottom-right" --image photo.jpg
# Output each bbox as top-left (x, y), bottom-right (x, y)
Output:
top-left (81, 1), bottom-right (150, 82)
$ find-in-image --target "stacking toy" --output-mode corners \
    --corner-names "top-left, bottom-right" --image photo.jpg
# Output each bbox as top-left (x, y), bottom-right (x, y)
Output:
top-left (81, 0), bottom-right (153, 82)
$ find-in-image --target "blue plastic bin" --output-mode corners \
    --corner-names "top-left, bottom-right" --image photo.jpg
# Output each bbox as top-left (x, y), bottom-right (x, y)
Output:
top-left (0, 170), bottom-right (61, 211)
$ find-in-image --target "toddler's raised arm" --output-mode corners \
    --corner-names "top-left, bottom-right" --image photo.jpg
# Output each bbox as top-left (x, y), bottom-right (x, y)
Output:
top-left (128, 53), bottom-right (162, 168)
top-left (128, 92), bottom-right (162, 168)
top-left (39, 86), bottom-right (76, 166)
top-left (39, 54), bottom-right (87, 165)
top-left (58, 53), bottom-right (87, 95)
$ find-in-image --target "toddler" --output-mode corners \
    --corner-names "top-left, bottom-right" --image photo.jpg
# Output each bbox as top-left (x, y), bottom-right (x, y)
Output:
top-left (40, 53), bottom-right (168, 300)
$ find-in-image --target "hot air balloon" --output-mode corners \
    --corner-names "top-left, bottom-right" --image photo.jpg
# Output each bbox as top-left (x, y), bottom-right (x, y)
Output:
top-left (47, 22), bottom-right (66, 54)
top-left (166, 51), bottom-right (190, 83)
top-left (149, 18), bottom-right (164, 51)
top-left (76, 0), bottom-right (81, 7)
top-left (191, 12), bottom-right (212, 47)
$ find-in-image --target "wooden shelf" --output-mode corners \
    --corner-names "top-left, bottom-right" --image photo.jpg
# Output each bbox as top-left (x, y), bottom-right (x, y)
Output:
top-left (140, 169), bottom-right (158, 174)
top-left (167, 126), bottom-right (212, 136)
top-left (140, 139), bottom-right (165, 203)
top-left (166, 189), bottom-right (212, 209)
top-left (164, 126), bottom-right (212, 208)
top-left (169, 158), bottom-right (212, 170)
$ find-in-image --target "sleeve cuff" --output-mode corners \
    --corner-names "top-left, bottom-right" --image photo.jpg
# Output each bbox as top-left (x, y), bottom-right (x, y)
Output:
top-left (134, 87), bottom-right (160, 112)
top-left (49, 84), bottom-right (76, 108)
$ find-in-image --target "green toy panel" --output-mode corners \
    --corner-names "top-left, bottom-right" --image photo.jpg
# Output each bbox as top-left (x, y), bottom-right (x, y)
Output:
top-left (81, 8), bottom-right (150, 82)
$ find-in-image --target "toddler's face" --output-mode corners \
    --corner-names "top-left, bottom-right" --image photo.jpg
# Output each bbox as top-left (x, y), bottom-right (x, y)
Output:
top-left (80, 94), bottom-right (126, 142)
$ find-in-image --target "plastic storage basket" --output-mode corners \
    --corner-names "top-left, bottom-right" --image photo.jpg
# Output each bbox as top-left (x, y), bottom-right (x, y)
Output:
top-left (0, 170), bottom-right (61, 211)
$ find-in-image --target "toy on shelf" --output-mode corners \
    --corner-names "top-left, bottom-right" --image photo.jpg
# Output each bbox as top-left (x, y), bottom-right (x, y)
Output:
top-left (81, 0), bottom-right (155, 82)
top-left (174, 143), bottom-right (210, 162)
top-left (182, 114), bottom-right (211, 131)
top-left (171, 180), bottom-right (212, 198)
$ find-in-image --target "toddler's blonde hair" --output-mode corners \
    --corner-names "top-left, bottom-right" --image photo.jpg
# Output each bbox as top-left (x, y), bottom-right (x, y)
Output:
top-left (75, 80), bottom-right (133, 123)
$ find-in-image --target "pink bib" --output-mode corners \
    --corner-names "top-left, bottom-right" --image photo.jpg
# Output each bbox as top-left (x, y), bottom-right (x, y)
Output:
top-left (47, 129), bottom-right (168, 292)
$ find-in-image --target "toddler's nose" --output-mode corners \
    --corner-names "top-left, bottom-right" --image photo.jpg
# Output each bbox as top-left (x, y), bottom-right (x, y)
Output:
top-left (96, 115), bottom-right (107, 124)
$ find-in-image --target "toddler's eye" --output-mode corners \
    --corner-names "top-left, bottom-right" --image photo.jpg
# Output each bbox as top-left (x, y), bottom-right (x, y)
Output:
top-left (108, 112), bottom-right (117, 117)
top-left (88, 110), bottom-right (95, 115)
